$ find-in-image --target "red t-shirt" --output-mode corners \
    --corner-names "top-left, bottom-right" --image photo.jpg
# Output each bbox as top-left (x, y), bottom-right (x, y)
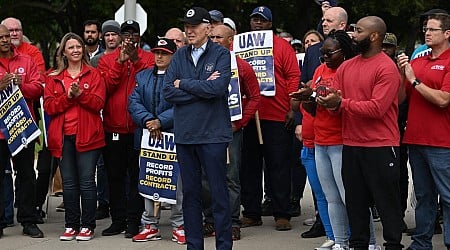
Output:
top-left (258, 36), bottom-right (300, 122)
top-left (334, 52), bottom-right (401, 147)
top-left (63, 71), bottom-right (79, 135)
top-left (300, 106), bottom-right (315, 148)
top-left (403, 48), bottom-right (450, 148)
top-left (311, 64), bottom-right (342, 145)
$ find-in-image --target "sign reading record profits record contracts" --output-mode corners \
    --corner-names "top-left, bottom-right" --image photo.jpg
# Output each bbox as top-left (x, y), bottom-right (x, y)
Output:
top-left (234, 30), bottom-right (275, 96)
top-left (138, 130), bottom-right (180, 204)
top-left (0, 84), bottom-right (40, 156)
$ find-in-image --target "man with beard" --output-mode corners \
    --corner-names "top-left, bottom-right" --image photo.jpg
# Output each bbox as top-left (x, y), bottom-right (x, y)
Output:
top-left (318, 16), bottom-right (403, 249)
top-left (83, 20), bottom-right (104, 59)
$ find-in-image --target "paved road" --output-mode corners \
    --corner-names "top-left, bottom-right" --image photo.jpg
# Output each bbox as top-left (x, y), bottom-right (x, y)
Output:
top-left (1, 184), bottom-right (445, 249)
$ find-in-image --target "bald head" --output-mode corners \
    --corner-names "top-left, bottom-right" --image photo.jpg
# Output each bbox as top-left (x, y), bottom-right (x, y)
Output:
top-left (322, 7), bottom-right (348, 35)
top-left (165, 27), bottom-right (186, 48)
top-left (214, 25), bottom-right (234, 39)
top-left (358, 16), bottom-right (387, 42)
top-left (0, 24), bottom-right (12, 55)
top-left (357, 16), bottom-right (387, 46)
top-left (209, 24), bottom-right (234, 49)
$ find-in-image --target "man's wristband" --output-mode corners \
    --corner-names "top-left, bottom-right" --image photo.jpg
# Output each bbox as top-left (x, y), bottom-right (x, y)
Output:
top-left (412, 78), bottom-right (421, 88)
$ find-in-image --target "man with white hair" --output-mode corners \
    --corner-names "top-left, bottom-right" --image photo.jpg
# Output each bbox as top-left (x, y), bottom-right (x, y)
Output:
top-left (1, 17), bottom-right (45, 74)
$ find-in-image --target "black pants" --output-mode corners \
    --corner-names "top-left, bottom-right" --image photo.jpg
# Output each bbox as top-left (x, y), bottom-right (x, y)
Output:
top-left (35, 144), bottom-right (59, 209)
top-left (240, 120), bottom-right (291, 220)
top-left (342, 146), bottom-right (403, 250)
top-left (103, 133), bottom-right (143, 226)
top-left (0, 140), bottom-right (38, 228)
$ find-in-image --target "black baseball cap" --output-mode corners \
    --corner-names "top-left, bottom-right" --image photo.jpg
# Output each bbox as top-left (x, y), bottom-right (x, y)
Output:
top-left (184, 7), bottom-right (211, 25)
top-left (121, 19), bottom-right (140, 33)
top-left (151, 38), bottom-right (177, 54)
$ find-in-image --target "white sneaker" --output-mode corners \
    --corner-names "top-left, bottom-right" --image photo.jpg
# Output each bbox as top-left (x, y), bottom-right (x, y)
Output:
top-left (315, 239), bottom-right (335, 249)
top-left (332, 244), bottom-right (348, 250)
top-left (368, 245), bottom-right (382, 250)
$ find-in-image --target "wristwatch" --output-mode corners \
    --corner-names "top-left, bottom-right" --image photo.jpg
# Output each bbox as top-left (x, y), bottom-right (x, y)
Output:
top-left (412, 78), bottom-right (421, 88)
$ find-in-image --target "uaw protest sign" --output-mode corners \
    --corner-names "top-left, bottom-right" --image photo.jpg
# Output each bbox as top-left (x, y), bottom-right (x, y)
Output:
top-left (0, 83), bottom-right (40, 156)
top-left (138, 130), bottom-right (180, 204)
top-left (228, 52), bottom-right (242, 121)
top-left (234, 30), bottom-right (275, 96)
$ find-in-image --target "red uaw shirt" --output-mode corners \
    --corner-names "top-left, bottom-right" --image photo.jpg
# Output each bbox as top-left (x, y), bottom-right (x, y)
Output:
top-left (0, 49), bottom-right (43, 139)
top-left (403, 48), bottom-right (450, 148)
top-left (258, 35), bottom-right (300, 122)
top-left (311, 64), bottom-right (342, 145)
top-left (300, 106), bottom-right (315, 148)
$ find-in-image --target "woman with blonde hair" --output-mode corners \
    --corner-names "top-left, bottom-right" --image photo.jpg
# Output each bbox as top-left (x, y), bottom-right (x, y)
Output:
top-left (44, 32), bottom-right (106, 241)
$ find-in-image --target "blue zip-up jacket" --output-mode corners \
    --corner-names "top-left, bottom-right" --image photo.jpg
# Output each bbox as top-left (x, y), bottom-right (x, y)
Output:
top-left (163, 39), bottom-right (232, 144)
top-left (128, 67), bottom-right (174, 149)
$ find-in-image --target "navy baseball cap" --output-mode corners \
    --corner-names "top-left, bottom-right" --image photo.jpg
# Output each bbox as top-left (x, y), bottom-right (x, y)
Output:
top-left (250, 6), bottom-right (272, 22)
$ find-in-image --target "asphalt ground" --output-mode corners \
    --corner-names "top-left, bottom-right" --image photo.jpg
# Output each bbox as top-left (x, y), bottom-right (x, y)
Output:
top-left (0, 178), bottom-right (445, 250)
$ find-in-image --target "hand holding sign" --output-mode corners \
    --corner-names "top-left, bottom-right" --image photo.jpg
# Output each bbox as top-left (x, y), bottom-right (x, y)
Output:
top-left (0, 73), bottom-right (15, 90)
top-left (146, 119), bottom-right (163, 140)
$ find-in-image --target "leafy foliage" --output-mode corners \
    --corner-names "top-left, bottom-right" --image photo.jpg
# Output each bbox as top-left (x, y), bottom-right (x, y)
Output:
top-left (0, 0), bottom-right (448, 67)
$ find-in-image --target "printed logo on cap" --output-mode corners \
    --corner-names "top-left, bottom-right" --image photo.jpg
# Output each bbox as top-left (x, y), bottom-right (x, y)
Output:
top-left (258, 6), bottom-right (265, 12)
top-left (127, 20), bottom-right (134, 24)
top-left (158, 40), bottom-right (168, 46)
top-left (186, 9), bottom-right (195, 17)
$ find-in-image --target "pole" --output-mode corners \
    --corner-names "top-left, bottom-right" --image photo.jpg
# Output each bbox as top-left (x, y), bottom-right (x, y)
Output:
top-left (124, 0), bottom-right (137, 20)
top-left (255, 111), bottom-right (263, 144)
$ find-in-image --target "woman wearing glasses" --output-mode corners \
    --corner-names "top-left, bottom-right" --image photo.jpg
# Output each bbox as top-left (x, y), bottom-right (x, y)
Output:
top-left (292, 29), bottom-right (357, 250)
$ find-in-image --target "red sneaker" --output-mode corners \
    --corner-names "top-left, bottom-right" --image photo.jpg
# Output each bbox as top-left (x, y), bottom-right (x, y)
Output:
top-left (76, 227), bottom-right (94, 241)
top-left (172, 226), bottom-right (186, 244)
top-left (132, 224), bottom-right (161, 242)
top-left (60, 228), bottom-right (78, 241)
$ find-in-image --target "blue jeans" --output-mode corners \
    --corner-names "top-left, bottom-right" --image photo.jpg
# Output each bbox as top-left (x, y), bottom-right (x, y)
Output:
top-left (315, 144), bottom-right (349, 246)
top-left (301, 147), bottom-right (334, 240)
top-left (60, 136), bottom-right (100, 230)
top-left (409, 145), bottom-right (450, 250)
top-left (96, 154), bottom-right (109, 207)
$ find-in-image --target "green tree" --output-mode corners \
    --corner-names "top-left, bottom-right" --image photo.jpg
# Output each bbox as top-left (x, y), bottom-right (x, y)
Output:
top-left (0, 0), bottom-right (448, 67)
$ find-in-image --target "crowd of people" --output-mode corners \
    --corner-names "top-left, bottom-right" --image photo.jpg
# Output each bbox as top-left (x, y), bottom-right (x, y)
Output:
top-left (0, 2), bottom-right (449, 250)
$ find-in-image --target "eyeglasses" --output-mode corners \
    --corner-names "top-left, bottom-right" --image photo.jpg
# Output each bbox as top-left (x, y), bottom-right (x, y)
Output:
top-left (320, 48), bottom-right (342, 57)
top-left (209, 35), bottom-right (224, 39)
top-left (8, 28), bottom-right (22, 33)
top-left (422, 27), bottom-right (443, 33)
top-left (121, 32), bottom-right (139, 38)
